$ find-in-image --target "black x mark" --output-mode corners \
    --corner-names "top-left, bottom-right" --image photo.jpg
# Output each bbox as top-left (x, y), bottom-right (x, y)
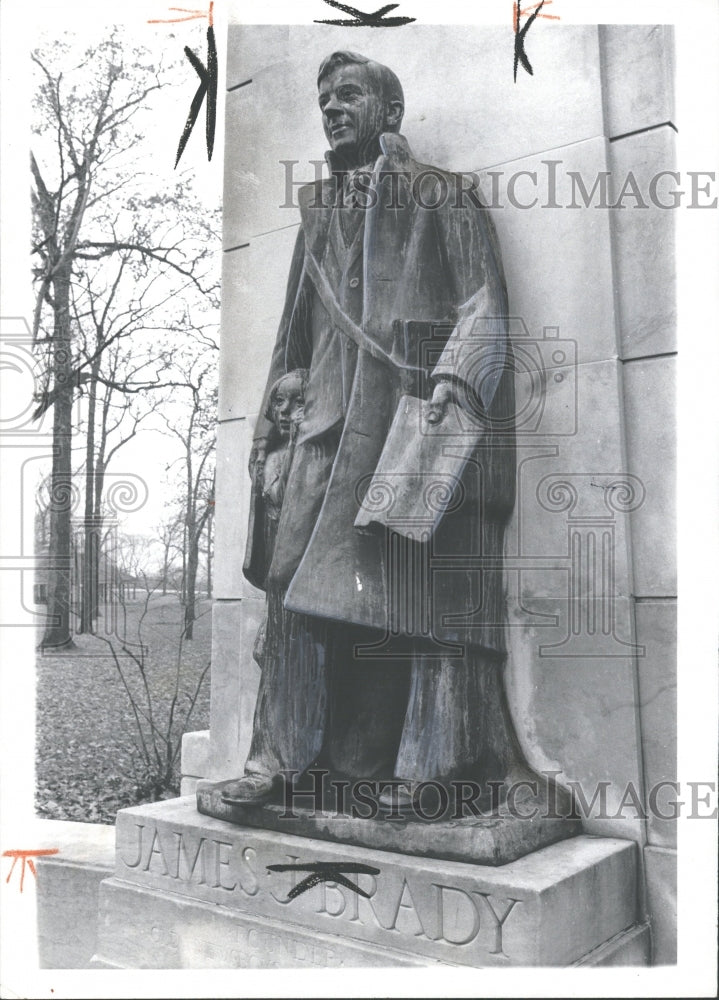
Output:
top-left (175, 22), bottom-right (218, 167)
top-left (266, 861), bottom-right (381, 900)
top-left (514, 0), bottom-right (546, 82)
top-left (315, 1), bottom-right (416, 27)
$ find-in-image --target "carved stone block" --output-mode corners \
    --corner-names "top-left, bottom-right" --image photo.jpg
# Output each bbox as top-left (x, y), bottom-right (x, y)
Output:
top-left (92, 798), bottom-right (643, 968)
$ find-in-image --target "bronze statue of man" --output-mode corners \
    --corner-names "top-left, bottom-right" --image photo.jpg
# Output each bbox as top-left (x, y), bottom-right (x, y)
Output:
top-left (224, 50), bottom-right (529, 810)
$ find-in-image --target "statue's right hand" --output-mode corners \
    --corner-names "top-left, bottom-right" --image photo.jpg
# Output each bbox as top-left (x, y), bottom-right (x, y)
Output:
top-left (248, 440), bottom-right (268, 483)
top-left (425, 380), bottom-right (456, 425)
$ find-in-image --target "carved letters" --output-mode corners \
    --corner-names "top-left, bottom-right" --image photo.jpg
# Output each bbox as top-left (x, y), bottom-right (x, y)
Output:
top-left (118, 822), bottom-right (523, 958)
top-left (148, 922), bottom-right (344, 969)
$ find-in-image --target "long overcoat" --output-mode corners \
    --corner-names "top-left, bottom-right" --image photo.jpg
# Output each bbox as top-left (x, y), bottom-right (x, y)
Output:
top-left (244, 133), bottom-right (516, 656)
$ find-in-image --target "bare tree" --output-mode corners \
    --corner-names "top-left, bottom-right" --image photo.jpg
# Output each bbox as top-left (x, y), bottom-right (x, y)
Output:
top-left (71, 278), bottom-right (165, 633)
top-left (157, 506), bottom-right (185, 596)
top-left (160, 361), bottom-right (217, 640)
top-left (31, 32), bottom-right (219, 648)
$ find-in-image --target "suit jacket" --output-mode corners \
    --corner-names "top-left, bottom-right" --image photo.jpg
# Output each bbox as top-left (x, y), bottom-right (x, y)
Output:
top-left (244, 133), bottom-right (515, 653)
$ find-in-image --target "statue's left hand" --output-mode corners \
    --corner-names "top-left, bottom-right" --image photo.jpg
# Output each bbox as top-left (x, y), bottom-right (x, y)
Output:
top-left (248, 439), bottom-right (268, 484)
top-left (290, 405), bottom-right (305, 431)
top-left (425, 380), bottom-right (456, 425)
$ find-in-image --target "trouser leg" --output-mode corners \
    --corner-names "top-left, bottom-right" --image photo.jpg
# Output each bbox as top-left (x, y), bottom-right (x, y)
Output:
top-left (324, 625), bottom-right (411, 780)
top-left (394, 650), bottom-right (522, 784)
top-left (244, 584), bottom-right (328, 778)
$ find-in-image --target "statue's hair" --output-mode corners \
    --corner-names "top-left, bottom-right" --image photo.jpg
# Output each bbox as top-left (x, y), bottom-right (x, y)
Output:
top-left (264, 368), bottom-right (309, 423)
top-left (317, 51), bottom-right (404, 129)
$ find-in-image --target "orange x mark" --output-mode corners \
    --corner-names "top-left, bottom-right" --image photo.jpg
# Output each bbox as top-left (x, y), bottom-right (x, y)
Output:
top-left (148, 2), bottom-right (213, 25)
top-left (3, 848), bottom-right (59, 892)
top-left (514, 0), bottom-right (561, 29)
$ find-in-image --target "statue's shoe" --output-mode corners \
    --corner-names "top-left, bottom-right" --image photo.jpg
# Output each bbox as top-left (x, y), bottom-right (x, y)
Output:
top-left (377, 781), bottom-right (418, 813)
top-left (221, 774), bottom-right (275, 805)
top-left (378, 780), bottom-right (459, 817)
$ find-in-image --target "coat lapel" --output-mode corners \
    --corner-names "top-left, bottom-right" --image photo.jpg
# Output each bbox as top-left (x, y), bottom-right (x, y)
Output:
top-left (298, 177), bottom-right (336, 262)
top-left (363, 134), bottom-right (420, 354)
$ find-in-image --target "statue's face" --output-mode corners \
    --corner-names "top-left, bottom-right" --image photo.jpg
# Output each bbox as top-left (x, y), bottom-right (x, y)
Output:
top-left (318, 64), bottom-right (386, 163)
top-left (271, 374), bottom-right (305, 439)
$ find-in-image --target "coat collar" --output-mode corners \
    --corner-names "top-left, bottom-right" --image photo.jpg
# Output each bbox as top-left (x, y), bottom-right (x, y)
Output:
top-left (299, 134), bottom-right (416, 261)
top-left (324, 132), bottom-right (414, 174)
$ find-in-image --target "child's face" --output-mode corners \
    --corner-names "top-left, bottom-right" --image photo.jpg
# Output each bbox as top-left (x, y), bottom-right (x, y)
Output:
top-left (271, 374), bottom-right (305, 438)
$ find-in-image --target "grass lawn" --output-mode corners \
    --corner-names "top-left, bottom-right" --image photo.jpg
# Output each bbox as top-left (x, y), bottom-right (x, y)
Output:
top-left (35, 593), bottom-right (212, 825)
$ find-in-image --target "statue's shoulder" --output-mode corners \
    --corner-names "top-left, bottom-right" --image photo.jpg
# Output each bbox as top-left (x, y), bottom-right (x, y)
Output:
top-left (380, 133), bottom-right (490, 214)
top-left (297, 178), bottom-right (334, 212)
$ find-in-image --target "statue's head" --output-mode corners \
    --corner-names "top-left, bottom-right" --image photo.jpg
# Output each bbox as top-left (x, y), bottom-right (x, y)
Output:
top-left (317, 51), bottom-right (404, 167)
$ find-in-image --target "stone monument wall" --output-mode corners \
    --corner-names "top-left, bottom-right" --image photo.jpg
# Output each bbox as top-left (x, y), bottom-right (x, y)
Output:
top-left (181, 23), bottom-right (676, 964)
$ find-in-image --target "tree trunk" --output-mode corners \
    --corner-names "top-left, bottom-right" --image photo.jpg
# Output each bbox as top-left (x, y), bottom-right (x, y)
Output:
top-left (42, 267), bottom-right (75, 649)
top-left (206, 512), bottom-right (212, 598)
top-left (184, 528), bottom-right (198, 640)
top-left (93, 377), bottom-right (114, 622)
top-left (79, 359), bottom-right (100, 633)
top-left (92, 454), bottom-right (107, 622)
top-left (181, 522), bottom-right (187, 605)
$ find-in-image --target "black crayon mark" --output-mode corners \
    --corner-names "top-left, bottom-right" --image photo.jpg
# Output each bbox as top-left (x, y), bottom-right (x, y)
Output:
top-left (227, 78), bottom-right (253, 93)
top-left (266, 861), bottom-right (380, 901)
top-left (514, 0), bottom-right (548, 83)
top-left (314, 1), bottom-right (416, 27)
top-left (175, 22), bottom-right (218, 167)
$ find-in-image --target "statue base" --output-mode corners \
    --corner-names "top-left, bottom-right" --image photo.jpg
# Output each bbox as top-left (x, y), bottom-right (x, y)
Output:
top-left (196, 776), bottom-right (581, 866)
top-left (92, 797), bottom-right (649, 968)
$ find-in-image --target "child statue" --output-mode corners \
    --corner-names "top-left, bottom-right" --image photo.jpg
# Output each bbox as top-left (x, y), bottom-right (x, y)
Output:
top-left (243, 368), bottom-right (308, 669)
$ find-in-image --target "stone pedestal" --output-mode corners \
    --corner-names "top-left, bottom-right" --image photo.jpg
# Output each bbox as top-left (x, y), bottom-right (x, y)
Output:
top-left (196, 777), bottom-right (582, 866)
top-left (92, 798), bottom-right (649, 968)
